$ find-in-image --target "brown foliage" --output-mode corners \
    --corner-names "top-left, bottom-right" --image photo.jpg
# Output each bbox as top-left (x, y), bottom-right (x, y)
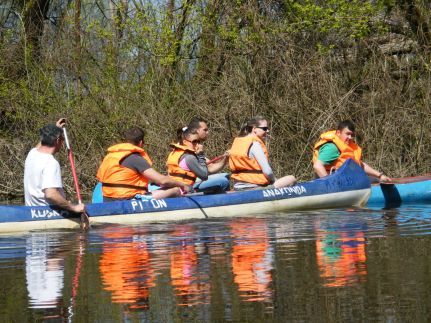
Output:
top-left (1, 1), bottom-right (431, 202)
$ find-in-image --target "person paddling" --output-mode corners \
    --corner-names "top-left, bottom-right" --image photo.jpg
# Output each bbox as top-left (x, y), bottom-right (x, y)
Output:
top-left (229, 116), bottom-right (296, 190)
top-left (24, 123), bottom-right (85, 213)
top-left (313, 120), bottom-right (391, 182)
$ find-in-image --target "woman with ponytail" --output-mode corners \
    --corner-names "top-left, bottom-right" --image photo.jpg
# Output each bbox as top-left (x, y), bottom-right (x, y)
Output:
top-left (166, 127), bottom-right (207, 187)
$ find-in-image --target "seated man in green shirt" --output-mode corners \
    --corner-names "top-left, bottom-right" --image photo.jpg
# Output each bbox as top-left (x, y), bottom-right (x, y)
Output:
top-left (313, 120), bottom-right (391, 182)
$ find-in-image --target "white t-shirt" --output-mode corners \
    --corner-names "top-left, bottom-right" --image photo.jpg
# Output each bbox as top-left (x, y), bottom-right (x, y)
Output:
top-left (24, 148), bottom-right (65, 206)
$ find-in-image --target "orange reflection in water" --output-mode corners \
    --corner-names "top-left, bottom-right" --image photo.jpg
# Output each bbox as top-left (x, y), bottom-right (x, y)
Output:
top-left (316, 228), bottom-right (367, 288)
top-left (99, 227), bottom-right (156, 310)
top-left (170, 225), bottom-right (211, 307)
top-left (229, 219), bottom-right (273, 302)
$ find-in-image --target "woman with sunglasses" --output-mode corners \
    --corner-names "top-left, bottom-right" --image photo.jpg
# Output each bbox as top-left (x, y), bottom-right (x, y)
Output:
top-left (229, 116), bottom-right (296, 190)
top-left (166, 127), bottom-right (208, 191)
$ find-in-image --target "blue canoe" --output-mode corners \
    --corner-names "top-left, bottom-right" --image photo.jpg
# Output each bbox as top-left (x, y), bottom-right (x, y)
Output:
top-left (0, 159), bottom-right (371, 233)
top-left (367, 174), bottom-right (431, 208)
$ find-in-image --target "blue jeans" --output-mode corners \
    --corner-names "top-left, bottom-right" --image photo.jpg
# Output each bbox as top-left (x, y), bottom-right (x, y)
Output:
top-left (193, 173), bottom-right (230, 194)
top-left (147, 173), bottom-right (230, 194)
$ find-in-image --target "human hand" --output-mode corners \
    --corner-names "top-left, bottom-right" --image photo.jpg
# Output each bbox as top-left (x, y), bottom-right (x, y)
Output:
top-left (56, 118), bottom-right (66, 128)
top-left (181, 184), bottom-right (192, 194)
top-left (379, 174), bottom-right (392, 183)
top-left (71, 203), bottom-right (86, 213)
top-left (195, 143), bottom-right (204, 154)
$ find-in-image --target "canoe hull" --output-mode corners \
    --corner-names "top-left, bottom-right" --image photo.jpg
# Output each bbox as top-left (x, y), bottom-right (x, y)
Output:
top-left (368, 176), bottom-right (431, 208)
top-left (90, 189), bottom-right (370, 225)
top-left (0, 159), bottom-right (371, 233)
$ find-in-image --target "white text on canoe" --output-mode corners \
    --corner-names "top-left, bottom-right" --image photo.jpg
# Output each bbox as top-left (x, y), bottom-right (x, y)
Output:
top-left (262, 186), bottom-right (306, 198)
top-left (131, 199), bottom-right (167, 211)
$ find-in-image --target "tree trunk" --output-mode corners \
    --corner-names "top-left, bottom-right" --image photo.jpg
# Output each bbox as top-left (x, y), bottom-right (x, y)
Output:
top-left (23, 0), bottom-right (50, 61)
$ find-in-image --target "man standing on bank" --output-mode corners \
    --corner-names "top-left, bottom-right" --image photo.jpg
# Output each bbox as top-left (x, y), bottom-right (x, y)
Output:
top-left (313, 120), bottom-right (391, 182)
top-left (24, 123), bottom-right (85, 213)
top-left (186, 117), bottom-right (230, 193)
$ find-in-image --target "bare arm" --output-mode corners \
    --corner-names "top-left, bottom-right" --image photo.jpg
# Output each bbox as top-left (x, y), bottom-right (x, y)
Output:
top-left (44, 188), bottom-right (85, 213)
top-left (207, 156), bottom-right (228, 174)
top-left (363, 162), bottom-right (391, 182)
top-left (313, 160), bottom-right (328, 178)
top-left (143, 168), bottom-right (191, 192)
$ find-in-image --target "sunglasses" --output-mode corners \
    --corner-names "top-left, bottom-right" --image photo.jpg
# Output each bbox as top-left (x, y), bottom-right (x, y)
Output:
top-left (256, 126), bottom-right (269, 131)
top-left (185, 139), bottom-right (200, 144)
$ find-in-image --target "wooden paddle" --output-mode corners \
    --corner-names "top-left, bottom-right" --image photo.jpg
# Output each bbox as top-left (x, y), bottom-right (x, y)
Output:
top-left (63, 127), bottom-right (90, 230)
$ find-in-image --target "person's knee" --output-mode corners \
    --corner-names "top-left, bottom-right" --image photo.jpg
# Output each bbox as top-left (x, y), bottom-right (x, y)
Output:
top-left (274, 175), bottom-right (297, 188)
top-left (288, 175), bottom-right (297, 185)
top-left (213, 177), bottom-right (230, 192)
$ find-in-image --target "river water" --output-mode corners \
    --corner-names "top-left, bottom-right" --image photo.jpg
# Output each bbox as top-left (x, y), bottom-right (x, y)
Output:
top-left (0, 205), bottom-right (430, 322)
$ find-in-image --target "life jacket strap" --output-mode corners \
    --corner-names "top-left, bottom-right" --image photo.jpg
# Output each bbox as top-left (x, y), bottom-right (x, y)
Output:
top-left (231, 169), bottom-right (263, 174)
top-left (102, 182), bottom-right (147, 190)
top-left (168, 172), bottom-right (196, 181)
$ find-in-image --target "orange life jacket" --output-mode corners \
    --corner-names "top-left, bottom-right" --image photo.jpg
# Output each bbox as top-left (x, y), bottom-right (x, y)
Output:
top-left (166, 143), bottom-right (198, 185)
top-left (313, 130), bottom-right (362, 172)
top-left (229, 135), bottom-right (270, 185)
top-left (96, 143), bottom-right (153, 199)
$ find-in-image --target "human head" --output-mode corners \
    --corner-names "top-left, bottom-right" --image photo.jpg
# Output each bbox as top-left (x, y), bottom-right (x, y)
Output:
top-left (177, 127), bottom-right (200, 148)
top-left (188, 117), bottom-right (209, 141)
top-left (124, 126), bottom-right (145, 146)
top-left (239, 116), bottom-right (269, 139)
top-left (39, 124), bottom-right (64, 150)
top-left (336, 120), bottom-right (356, 144)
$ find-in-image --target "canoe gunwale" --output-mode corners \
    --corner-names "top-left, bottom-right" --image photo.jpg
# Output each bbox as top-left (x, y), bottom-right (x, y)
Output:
top-left (0, 159), bottom-right (371, 232)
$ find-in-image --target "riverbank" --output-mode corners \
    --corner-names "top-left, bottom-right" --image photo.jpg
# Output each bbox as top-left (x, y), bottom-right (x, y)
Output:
top-left (1, 1), bottom-right (430, 200)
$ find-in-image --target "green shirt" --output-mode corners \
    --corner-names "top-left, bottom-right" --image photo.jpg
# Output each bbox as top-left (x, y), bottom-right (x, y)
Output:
top-left (318, 143), bottom-right (341, 165)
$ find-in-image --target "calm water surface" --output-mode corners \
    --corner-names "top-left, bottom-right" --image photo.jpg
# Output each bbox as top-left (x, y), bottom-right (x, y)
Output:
top-left (0, 205), bottom-right (430, 322)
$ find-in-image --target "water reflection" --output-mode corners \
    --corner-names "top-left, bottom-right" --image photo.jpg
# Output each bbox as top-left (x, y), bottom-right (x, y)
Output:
top-left (24, 231), bottom-right (85, 321)
top-left (315, 217), bottom-right (367, 287)
top-left (2, 205), bottom-right (431, 322)
top-left (97, 219), bottom-right (274, 310)
top-left (229, 218), bottom-right (273, 303)
top-left (99, 226), bottom-right (156, 310)
top-left (26, 233), bottom-right (65, 309)
top-left (170, 225), bottom-right (211, 306)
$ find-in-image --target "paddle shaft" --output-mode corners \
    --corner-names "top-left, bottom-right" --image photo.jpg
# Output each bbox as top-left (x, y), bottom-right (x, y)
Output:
top-left (63, 128), bottom-right (82, 203)
top-left (207, 154), bottom-right (225, 165)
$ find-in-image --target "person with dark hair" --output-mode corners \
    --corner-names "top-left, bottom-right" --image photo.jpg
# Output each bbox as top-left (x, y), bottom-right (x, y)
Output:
top-left (313, 120), bottom-right (391, 182)
top-left (166, 127), bottom-right (210, 190)
top-left (24, 123), bottom-right (85, 213)
top-left (97, 126), bottom-right (191, 201)
top-left (187, 117), bottom-right (210, 141)
top-left (229, 116), bottom-right (296, 190)
top-left (185, 117), bottom-right (230, 193)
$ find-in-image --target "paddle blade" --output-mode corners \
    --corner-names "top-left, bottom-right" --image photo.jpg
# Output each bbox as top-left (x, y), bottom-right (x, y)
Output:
top-left (80, 211), bottom-right (90, 230)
